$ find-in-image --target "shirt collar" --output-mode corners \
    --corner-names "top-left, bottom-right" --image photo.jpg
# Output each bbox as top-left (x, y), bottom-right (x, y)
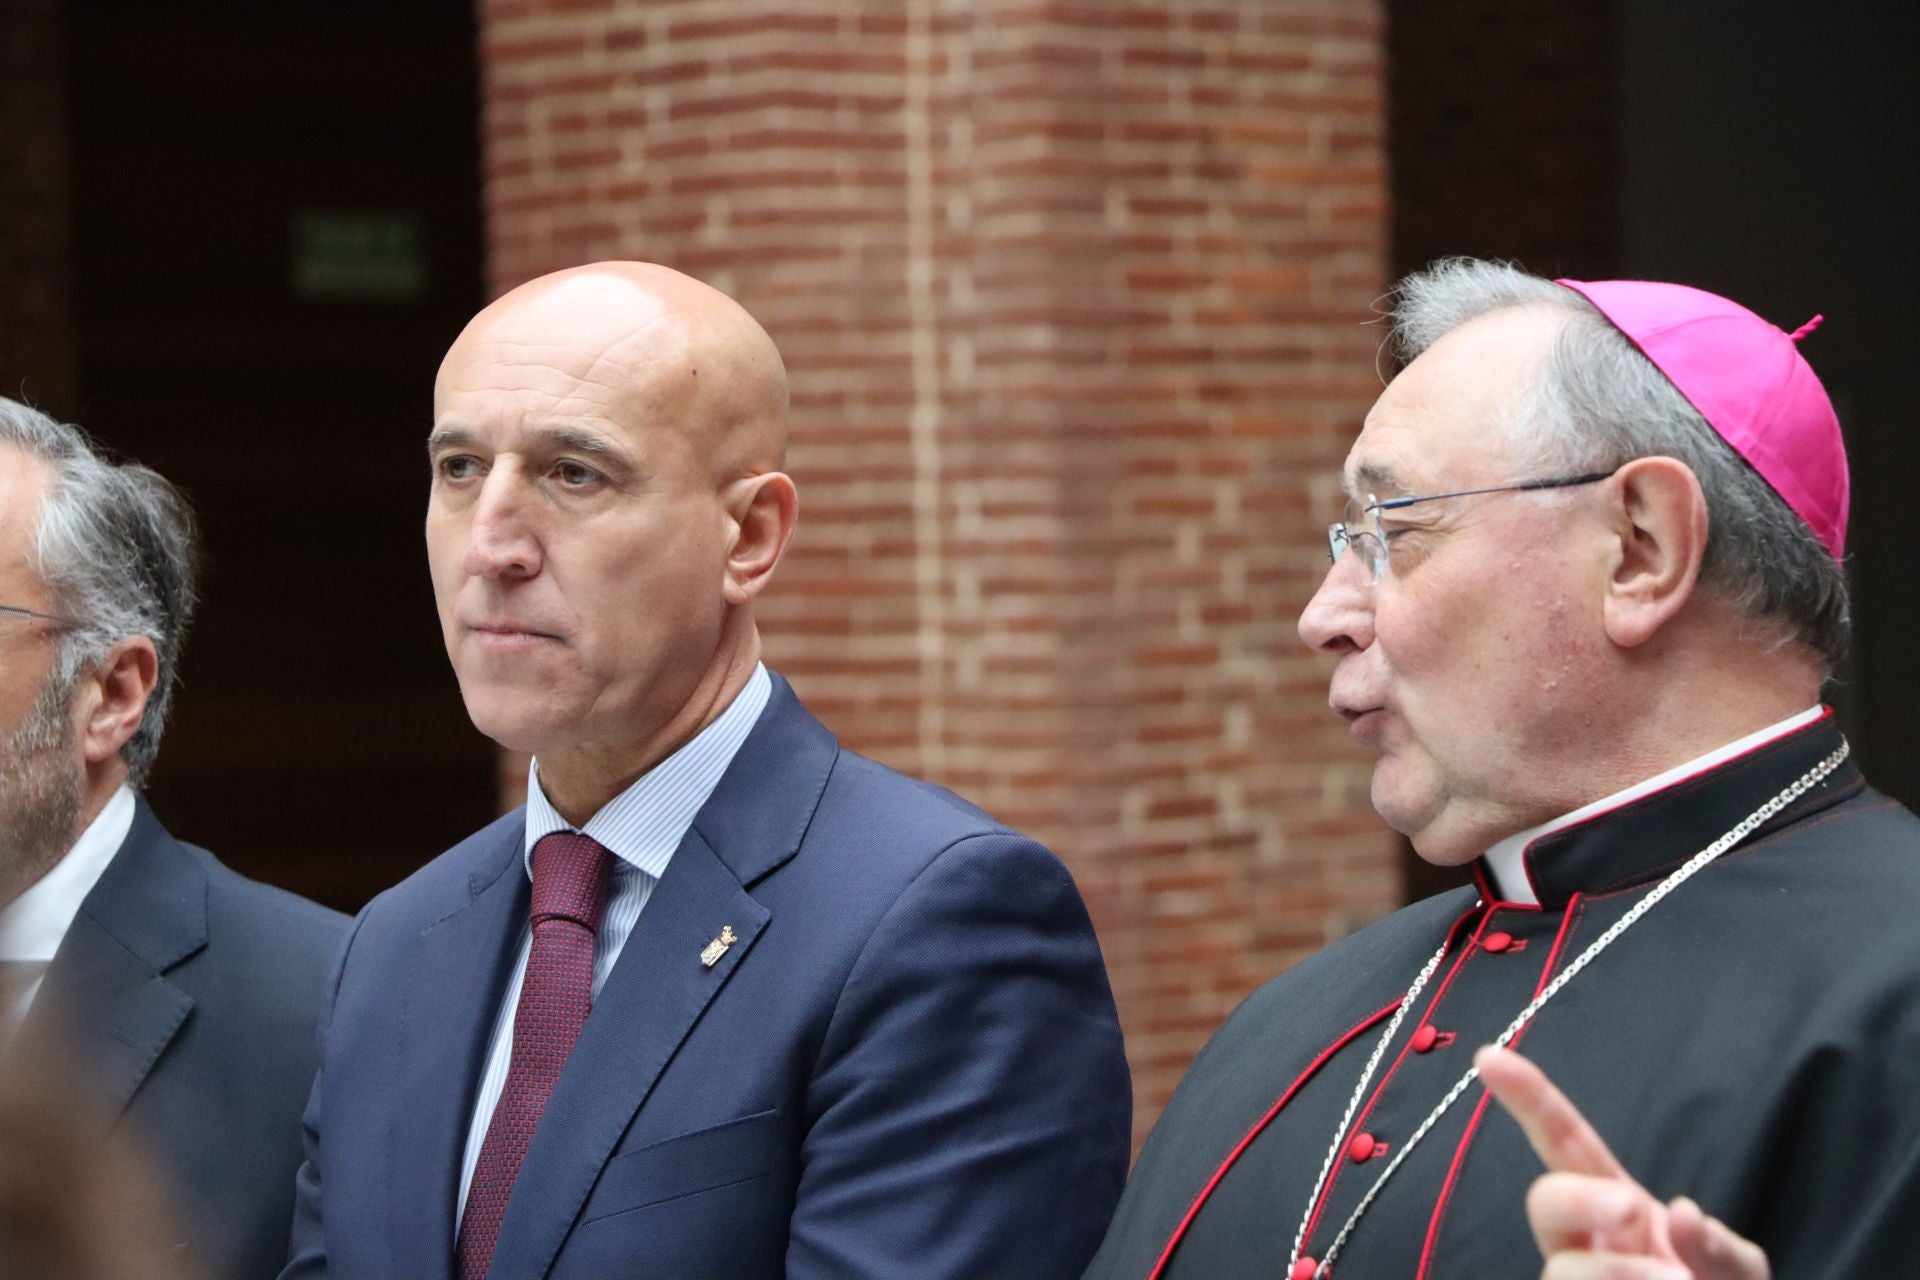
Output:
top-left (522, 663), bottom-right (773, 882)
top-left (0, 785), bottom-right (137, 961)
top-left (1480, 705), bottom-right (1836, 908)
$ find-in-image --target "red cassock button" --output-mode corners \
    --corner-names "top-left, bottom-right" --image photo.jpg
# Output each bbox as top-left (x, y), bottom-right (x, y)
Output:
top-left (1482, 930), bottom-right (1514, 953)
top-left (1347, 1132), bottom-right (1378, 1163)
top-left (1411, 1024), bottom-right (1439, 1053)
top-left (1290, 1258), bottom-right (1320, 1280)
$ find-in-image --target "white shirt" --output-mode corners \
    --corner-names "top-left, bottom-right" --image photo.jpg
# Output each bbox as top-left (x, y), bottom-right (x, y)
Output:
top-left (0, 785), bottom-right (136, 1030)
top-left (1483, 705), bottom-right (1828, 906)
top-left (456, 663), bottom-right (772, 1221)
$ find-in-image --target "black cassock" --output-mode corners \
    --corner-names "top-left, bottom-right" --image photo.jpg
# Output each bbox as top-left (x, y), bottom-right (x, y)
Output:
top-left (1086, 716), bottom-right (1920, 1280)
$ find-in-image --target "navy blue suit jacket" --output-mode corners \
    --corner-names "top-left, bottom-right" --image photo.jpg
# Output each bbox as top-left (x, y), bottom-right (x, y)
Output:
top-left (284, 675), bottom-right (1131, 1280)
top-left (25, 797), bottom-right (347, 1280)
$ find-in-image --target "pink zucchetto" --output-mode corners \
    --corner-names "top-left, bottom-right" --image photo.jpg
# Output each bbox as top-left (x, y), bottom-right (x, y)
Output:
top-left (1557, 278), bottom-right (1848, 560)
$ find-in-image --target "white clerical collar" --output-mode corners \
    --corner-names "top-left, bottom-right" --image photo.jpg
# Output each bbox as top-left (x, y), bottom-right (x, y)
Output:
top-left (0, 785), bottom-right (137, 961)
top-left (1482, 705), bottom-right (1829, 906)
top-left (522, 663), bottom-right (773, 882)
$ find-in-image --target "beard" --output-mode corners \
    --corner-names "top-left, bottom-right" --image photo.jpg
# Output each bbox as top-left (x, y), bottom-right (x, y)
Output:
top-left (0, 672), bottom-right (83, 909)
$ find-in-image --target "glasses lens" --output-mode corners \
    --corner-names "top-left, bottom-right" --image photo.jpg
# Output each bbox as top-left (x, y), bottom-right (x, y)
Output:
top-left (1331, 497), bottom-right (1383, 583)
top-left (1362, 495), bottom-right (1388, 583)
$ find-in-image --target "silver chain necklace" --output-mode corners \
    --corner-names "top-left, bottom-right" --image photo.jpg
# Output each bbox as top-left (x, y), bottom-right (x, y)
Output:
top-left (1287, 739), bottom-right (1850, 1280)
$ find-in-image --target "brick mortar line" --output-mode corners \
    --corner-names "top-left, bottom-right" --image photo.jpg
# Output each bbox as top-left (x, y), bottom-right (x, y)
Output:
top-left (903, 0), bottom-right (945, 778)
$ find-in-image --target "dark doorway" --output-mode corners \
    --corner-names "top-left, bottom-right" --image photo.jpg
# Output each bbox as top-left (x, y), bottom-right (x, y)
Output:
top-left (64, 1), bottom-right (495, 910)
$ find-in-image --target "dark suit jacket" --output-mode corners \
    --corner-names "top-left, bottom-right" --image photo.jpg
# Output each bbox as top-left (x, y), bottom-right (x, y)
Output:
top-left (1084, 717), bottom-right (1920, 1280)
top-left (24, 797), bottom-right (347, 1280)
top-left (284, 674), bottom-right (1132, 1280)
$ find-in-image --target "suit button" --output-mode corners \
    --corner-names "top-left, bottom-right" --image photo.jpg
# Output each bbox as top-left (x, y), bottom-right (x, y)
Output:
top-left (1412, 1024), bottom-right (1439, 1053)
top-left (1290, 1257), bottom-right (1320, 1280)
top-left (1483, 930), bottom-right (1514, 953)
top-left (1348, 1132), bottom-right (1379, 1163)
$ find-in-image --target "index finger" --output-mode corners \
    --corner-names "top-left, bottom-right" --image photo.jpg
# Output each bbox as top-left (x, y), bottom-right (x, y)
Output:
top-left (1476, 1045), bottom-right (1629, 1179)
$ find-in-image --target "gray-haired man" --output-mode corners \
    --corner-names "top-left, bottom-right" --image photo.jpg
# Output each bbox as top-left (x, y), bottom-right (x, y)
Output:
top-left (0, 397), bottom-right (346, 1280)
top-left (1085, 260), bottom-right (1920, 1280)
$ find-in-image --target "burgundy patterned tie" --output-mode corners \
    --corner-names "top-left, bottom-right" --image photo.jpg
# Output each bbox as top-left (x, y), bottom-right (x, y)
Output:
top-left (456, 831), bottom-right (613, 1280)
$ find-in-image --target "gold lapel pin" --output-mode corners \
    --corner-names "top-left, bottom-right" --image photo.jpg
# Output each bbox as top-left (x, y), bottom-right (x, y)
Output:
top-left (700, 925), bottom-right (739, 969)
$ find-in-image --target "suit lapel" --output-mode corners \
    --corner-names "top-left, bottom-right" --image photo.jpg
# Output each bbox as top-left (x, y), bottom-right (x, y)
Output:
top-left (482, 675), bottom-right (841, 1280)
top-left (690, 672), bottom-right (839, 889)
top-left (385, 821), bottom-right (530, 1280)
top-left (24, 801), bottom-right (203, 1123)
top-left (484, 827), bottom-right (770, 1280)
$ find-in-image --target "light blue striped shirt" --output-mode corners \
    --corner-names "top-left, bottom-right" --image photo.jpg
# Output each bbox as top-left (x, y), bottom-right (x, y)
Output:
top-left (456, 663), bottom-right (773, 1221)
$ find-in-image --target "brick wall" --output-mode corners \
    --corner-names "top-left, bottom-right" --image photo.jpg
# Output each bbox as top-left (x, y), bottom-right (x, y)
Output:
top-left (0, 0), bottom-right (76, 412)
top-left (478, 0), bottom-right (1398, 1142)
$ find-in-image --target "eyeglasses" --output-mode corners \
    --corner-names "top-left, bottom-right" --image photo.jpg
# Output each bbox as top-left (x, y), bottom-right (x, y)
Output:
top-left (1327, 471), bottom-right (1615, 583)
top-left (0, 603), bottom-right (79, 629)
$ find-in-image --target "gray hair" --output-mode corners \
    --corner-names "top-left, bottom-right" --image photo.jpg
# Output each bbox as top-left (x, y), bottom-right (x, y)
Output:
top-left (1387, 258), bottom-right (1850, 675)
top-left (0, 397), bottom-right (199, 787)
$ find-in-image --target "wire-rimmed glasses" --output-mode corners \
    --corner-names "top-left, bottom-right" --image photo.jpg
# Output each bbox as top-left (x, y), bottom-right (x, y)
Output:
top-left (0, 602), bottom-right (79, 629)
top-left (1327, 471), bottom-right (1616, 583)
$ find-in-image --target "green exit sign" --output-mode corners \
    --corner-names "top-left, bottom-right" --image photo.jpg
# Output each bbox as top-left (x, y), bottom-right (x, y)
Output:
top-left (291, 211), bottom-right (428, 302)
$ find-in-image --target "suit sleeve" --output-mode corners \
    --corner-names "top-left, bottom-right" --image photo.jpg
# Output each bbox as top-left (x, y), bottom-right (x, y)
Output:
top-left (277, 914), bottom-right (360, 1280)
top-left (784, 831), bottom-right (1132, 1280)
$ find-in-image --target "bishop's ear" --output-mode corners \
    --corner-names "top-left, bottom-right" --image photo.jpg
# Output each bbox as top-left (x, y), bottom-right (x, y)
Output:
top-left (720, 471), bottom-right (799, 605)
top-left (1601, 456), bottom-right (1709, 649)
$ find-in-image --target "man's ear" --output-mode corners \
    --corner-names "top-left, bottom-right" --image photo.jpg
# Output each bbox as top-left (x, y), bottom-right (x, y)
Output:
top-left (1601, 456), bottom-right (1708, 649)
top-left (720, 471), bottom-right (798, 605)
top-left (74, 636), bottom-right (159, 768)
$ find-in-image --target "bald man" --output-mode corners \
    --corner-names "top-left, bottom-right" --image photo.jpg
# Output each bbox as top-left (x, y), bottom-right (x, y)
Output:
top-left (281, 264), bottom-right (1130, 1280)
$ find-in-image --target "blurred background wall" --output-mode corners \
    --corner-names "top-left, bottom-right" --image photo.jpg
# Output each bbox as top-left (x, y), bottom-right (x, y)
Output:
top-left (1, 0), bottom-right (1913, 1144)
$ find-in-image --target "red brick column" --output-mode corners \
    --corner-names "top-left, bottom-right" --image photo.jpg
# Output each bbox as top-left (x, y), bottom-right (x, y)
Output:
top-left (478, 0), bottom-right (1397, 1141)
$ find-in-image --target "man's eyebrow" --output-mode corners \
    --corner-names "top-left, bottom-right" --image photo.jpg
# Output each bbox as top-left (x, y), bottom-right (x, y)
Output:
top-left (426, 424), bottom-right (625, 459)
top-left (426, 426), bottom-right (474, 455)
top-left (1353, 461), bottom-right (1407, 497)
top-left (534, 427), bottom-right (623, 458)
